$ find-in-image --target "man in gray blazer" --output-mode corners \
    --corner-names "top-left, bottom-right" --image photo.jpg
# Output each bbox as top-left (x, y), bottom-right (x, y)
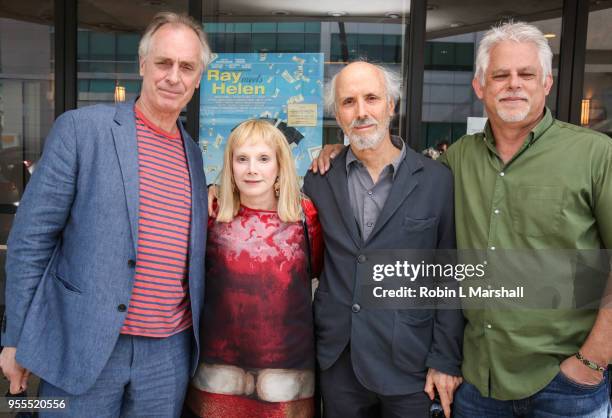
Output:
top-left (0, 12), bottom-right (208, 417)
top-left (303, 61), bottom-right (463, 418)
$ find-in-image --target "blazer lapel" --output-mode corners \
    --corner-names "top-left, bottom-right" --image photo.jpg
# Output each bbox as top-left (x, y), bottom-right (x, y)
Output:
top-left (179, 123), bottom-right (203, 198)
top-left (326, 148), bottom-right (362, 248)
top-left (366, 147), bottom-right (423, 243)
top-left (178, 123), bottom-right (204, 253)
top-left (111, 101), bottom-right (139, 254)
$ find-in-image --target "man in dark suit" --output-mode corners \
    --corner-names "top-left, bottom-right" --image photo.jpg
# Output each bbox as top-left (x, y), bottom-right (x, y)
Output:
top-left (0, 12), bottom-right (208, 417)
top-left (304, 61), bottom-right (463, 418)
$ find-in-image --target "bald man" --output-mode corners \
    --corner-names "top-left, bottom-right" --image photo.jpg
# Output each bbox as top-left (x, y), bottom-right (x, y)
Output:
top-left (303, 62), bottom-right (464, 418)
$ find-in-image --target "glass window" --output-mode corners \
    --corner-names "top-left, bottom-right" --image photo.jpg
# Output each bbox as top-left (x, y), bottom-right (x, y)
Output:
top-left (200, 3), bottom-right (409, 181)
top-left (77, 1), bottom-right (188, 108)
top-left (0, 3), bottom-right (55, 304)
top-left (199, 0), bottom-right (409, 181)
top-left (581, 3), bottom-right (612, 138)
top-left (203, 6), bottom-right (409, 146)
top-left (277, 33), bottom-right (306, 52)
top-left (422, 0), bottom-right (563, 152)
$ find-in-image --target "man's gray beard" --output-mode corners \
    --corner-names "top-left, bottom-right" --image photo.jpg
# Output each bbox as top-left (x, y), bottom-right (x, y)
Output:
top-left (495, 100), bottom-right (531, 123)
top-left (348, 117), bottom-right (391, 150)
top-left (349, 130), bottom-right (385, 150)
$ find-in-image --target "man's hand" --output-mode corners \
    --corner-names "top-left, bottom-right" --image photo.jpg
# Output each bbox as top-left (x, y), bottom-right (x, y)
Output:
top-left (207, 185), bottom-right (218, 217)
top-left (309, 144), bottom-right (344, 174)
top-left (424, 368), bottom-right (463, 418)
top-left (0, 347), bottom-right (31, 394)
top-left (560, 355), bottom-right (605, 386)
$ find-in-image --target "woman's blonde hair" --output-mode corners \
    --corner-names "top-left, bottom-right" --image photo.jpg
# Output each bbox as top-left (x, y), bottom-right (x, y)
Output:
top-left (216, 119), bottom-right (302, 223)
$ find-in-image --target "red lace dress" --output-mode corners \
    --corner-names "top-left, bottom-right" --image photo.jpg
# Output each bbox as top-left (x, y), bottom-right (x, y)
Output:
top-left (186, 199), bottom-right (323, 418)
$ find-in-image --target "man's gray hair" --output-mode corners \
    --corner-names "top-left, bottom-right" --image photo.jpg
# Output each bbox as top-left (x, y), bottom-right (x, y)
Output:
top-left (138, 11), bottom-right (212, 69)
top-left (324, 62), bottom-right (402, 116)
top-left (475, 21), bottom-right (553, 85)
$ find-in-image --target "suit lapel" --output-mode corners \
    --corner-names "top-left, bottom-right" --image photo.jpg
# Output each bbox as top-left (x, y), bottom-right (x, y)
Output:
top-left (111, 102), bottom-right (139, 254)
top-left (178, 123), bottom-right (203, 255)
top-left (366, 147), bottom-right (423, 243)
top-left (326, 148), bottom-right (362, 248)
top-left (179, 123), bottom-right (202, 198)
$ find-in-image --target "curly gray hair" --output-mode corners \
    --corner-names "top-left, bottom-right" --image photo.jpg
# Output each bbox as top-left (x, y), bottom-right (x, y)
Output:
top-left (475, 21), bottom-right (553, 85)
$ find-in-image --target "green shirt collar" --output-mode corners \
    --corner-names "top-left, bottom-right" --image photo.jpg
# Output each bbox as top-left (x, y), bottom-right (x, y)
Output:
top-left (483, 107), bottom-right (554, 152)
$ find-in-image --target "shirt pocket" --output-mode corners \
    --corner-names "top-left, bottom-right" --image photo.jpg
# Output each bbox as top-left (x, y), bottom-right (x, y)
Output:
top-left (401, 216), bottom-right (439, 248)
top-left (402, 216), bottom-right (438, 232)
top-left (511, 185), bottom-right (565, 237)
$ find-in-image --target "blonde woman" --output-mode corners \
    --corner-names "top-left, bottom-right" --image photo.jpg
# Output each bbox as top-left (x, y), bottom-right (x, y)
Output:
top-left (185, 119), bottom-right (323, 418)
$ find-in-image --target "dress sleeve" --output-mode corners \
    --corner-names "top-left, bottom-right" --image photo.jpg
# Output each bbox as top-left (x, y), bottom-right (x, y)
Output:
top-left (208, 198), bottom-right (218, 229)
top-left (301, 197), bottom-right (324, 278)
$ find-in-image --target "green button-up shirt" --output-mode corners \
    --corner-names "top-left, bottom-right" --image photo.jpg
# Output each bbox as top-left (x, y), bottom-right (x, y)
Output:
top-left (439, 108), bottom-right (612, 400)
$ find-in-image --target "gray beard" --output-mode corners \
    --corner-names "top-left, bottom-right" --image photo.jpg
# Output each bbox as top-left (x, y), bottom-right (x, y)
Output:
top-left (495, 98), bottom-right (531, 123)
top-left (349, 129), bottom-right (386, 150)
top-left (347, 116), bottom-right (391, 150)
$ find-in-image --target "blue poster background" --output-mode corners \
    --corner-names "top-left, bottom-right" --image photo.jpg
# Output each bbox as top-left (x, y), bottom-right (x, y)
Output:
top-left (199, 52), bottom-right (324, 180)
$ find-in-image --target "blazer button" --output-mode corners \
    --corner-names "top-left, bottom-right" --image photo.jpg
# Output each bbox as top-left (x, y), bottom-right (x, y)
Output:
top-left (127, 259), bottom-right (136, 268)
top-left (357, 254), bottom-right (367, 263)
top-left (117, 304), bottom-right (127, 312)
top-left (351, 303), bottom-right (361, 313)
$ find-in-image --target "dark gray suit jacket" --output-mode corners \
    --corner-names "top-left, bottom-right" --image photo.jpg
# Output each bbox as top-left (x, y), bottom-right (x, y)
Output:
top-left (303, 145), bottom-right (463, 396)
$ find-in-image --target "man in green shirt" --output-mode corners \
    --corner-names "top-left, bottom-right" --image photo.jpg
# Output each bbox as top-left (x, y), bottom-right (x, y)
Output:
top-left (312, 22), bottom-right (611, 418)
top-left (438, 22), bottom-right (611, 417)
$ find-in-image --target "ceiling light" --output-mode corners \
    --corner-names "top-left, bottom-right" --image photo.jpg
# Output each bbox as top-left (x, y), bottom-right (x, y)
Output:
top-left (142, 0), bottom-right (166, 6)
top-left (328, 11), bottom-right (348, 17)
top-left (385, 12), bottom-right (401, 19)
top-left (581, 99), bottom-right (591, 125)
top-left (544, 33), bottom-right (556, 39)
top-left (450, 21), bottom-right (465, 28)
top-left (114, 84), bottom-right (126, 103)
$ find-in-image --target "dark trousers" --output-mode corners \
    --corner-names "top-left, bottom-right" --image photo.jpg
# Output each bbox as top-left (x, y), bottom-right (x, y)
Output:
top-left (320, 347), bottom-right (431, 418)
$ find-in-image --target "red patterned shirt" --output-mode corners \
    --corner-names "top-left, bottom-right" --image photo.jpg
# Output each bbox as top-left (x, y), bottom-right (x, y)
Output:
top-left (187, 200), bottom-right (323, 417)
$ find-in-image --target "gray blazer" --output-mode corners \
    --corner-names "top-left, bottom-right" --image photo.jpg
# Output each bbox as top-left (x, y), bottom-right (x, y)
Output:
top-left (303, 145), bottom-right (463, 396)
top-left (1, 101), bottom-right (207, 395)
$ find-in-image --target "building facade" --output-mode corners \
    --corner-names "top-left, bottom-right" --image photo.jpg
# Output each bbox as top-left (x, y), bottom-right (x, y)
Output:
top-left (0, 0), bottom-right (611, 306)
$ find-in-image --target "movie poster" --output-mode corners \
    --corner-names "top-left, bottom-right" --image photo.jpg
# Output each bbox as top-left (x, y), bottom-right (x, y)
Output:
top-left (199, 52), bottom-right (324, 180)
